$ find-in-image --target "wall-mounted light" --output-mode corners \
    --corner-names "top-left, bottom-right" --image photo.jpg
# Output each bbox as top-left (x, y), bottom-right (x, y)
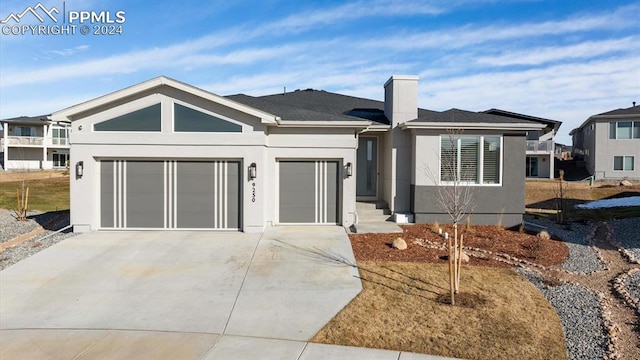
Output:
top-left (345, 162), bottom-right (353, 177)
top-left (248, 162), bottom-right (257, 180)
top-left (75, 161), bottom-right (84, 179)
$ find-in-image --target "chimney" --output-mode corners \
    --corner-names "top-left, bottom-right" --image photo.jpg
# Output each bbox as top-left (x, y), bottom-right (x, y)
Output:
top-left (634, 101), bottom-right (637, 107)
top-left (384, 75), bottom-right (419, 127)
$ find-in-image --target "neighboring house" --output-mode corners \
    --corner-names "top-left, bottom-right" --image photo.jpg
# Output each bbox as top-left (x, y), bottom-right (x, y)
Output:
top-left (570, 104), bottom-right (640, 180)
top-left (0, 115), bottom-right (71, 170)
top-left (554, 143), bottom-right (572, 161)
top-left (48, 75), bottom-right (544, 233)
top-left (484, 109), bottom-right (561, 179)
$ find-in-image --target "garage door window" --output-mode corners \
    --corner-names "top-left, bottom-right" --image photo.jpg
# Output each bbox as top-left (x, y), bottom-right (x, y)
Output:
top-left (174, 103), bottom-right (242, 132)
top-left (94, 104), bottom-right (161, 132)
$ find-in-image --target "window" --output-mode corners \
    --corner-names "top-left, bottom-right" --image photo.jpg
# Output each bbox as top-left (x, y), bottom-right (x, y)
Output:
top-left (174, 103), bottom-right (242, 132)
top-left (52, 127), bottom-right (69, 145)
top-left (440, 135), bottom-right (501, 185)
top-left (16, 126), bottom-right (34, 136)
top-left (613, 156), bottom-right (634, 171)
top-left (609, 121), bottom-right (640, 139)
top-left (94, 104), bottom-right (161, 132)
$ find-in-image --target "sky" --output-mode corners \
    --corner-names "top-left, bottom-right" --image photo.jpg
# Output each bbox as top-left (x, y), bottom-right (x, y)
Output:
top-left (0, 0), bottom-right (638, 145)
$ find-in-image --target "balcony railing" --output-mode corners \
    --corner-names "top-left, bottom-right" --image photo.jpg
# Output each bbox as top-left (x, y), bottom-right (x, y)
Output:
top-left (526, 140), bottom-right (553, 153)
top-left (4, 136), bottom-right (44, 145)
top-left (1, 136), bottom-right (70, 147)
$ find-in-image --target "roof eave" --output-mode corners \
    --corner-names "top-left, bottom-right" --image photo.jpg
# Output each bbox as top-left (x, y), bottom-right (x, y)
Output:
top-left (51, 76), bottom-right (280, 125)
top-left (273, 120), bottom-right (372, 128)
top-left (399, 122), bottom-right (546, 131)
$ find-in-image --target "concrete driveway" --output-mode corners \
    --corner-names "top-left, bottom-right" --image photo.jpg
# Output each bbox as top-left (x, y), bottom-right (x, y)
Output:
top-left (1, 227), bottom-right (450, 359)
top-left (1, 227), bottom-right (356, 357)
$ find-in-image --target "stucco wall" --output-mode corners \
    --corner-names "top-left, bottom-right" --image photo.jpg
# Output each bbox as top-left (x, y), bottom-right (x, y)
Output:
top-left (67, 87), bottom-right (358, 232)
top-left (410, 131), bottom-right (526, 227)
top-left (593, 120), bottom-right (640, 180)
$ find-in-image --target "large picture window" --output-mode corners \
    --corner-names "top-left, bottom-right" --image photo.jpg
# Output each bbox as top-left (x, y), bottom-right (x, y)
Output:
top-left (440, 135), bottom-right (501, 185)
top-left (613, 156), bottom-right (635, 171)
top-left (609, 121), bottom-right (640, 139)
top-left (174, 103), bottom-right (242, 132)
top-left (94, 104), bottom-right (161, 132)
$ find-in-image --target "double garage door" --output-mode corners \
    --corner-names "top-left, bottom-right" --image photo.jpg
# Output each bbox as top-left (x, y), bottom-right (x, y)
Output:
top-left (100, 160), bottom-right (240, 229)
top-left (99, 159), bottom-right (340, 229)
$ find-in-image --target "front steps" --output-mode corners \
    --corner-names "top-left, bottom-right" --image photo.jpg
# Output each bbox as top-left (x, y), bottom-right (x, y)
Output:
top-left (351, 201), bottom-right (403, 234)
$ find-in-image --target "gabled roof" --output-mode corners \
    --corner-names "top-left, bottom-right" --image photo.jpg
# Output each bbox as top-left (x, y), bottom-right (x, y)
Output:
top-left (51, 76), bottom-right (280, 125)
top-left (401, 108), bottom-right (545, 131)
top-left (595, 105), bottom-right (640, 117)
top-left (0, 115), bottom-right (50, 125)
top-left (570, 105), bottom-right (640, 135)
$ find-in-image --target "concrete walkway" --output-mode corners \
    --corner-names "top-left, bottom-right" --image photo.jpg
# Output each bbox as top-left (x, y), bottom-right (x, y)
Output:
top-left (1, 227), bottom-right (453, 359)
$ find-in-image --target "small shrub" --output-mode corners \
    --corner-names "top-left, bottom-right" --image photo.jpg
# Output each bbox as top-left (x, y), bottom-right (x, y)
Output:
top-left (431, 221), bottom-right (440, 233)
top-left (519, 223), bottom-right (525, 234)
top-left (536, 230), bottom-right (550, 240)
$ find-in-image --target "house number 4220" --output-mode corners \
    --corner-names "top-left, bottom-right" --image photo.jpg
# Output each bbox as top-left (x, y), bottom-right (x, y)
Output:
top-left (251, 182), bottom-right (256, 202)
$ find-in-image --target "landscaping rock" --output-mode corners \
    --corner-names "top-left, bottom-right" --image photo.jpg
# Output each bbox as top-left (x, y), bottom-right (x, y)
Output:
top-left (537, 230), bottom-right (551, 240)
top-left (460, 251), bottom-right (470, 263)
top-left (392, 237), bottom-right (407, 250)
top-left (620, 180), bottom-right (633, 187)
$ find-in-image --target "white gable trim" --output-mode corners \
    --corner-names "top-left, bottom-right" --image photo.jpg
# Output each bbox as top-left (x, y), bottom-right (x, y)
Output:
top-left (51, 76), bottom-right (280, 125)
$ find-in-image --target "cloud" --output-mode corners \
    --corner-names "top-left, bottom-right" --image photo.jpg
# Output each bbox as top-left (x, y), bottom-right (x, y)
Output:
top-left (475, 37), bottom-right (638, 66)
top-left (46, 45), bottom-right (91, 57)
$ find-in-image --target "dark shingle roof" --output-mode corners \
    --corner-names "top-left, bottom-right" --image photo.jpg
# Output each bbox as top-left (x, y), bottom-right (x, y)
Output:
top-left (483, 108), bottom-right (561, 128)
top-left (595, 105), bottom-right (640, 117)
top-left (0, 115), bottom-right (50, 125)
top-left (228, 89), bottom-right (542, 127)
top-left (410, 108), bottom-right (541, 125)
top-left (227, 89), bottom-right (391, 124)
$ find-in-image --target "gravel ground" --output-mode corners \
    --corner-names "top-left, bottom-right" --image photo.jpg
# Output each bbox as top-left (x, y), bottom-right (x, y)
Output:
top-left (609, 218), bottom-right (640, 262)
top-left (0, 210), bottom-right (75, 270)
top-left (623, 270), bottom-right (640, 304)
top-left (0, 209), bottom-right (42, 243)
top-left (516, 267), bottom-right (607, 360)
top-left (525, 216), bottom-right (605, 273)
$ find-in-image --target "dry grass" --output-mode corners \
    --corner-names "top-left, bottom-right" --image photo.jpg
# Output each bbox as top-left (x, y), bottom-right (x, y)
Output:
top-left (526, 180), bottom-right (640, 221)
top-left (312, 261), bottom-right (567, 360)
top-left (0, 177), bottom-right (69, 211)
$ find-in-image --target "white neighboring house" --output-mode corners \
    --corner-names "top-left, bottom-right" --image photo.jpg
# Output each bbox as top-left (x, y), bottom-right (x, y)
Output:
top-left (484, 109), bottom-right (562, 179)
top-left (0, 115), bottom-right (71, 171)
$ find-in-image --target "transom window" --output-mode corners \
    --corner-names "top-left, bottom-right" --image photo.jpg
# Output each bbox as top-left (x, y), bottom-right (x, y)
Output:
top-left (609, 121), bottom-right (640, 139)
top-left (613, 156), bottom-right (634, 171)
top-left (94, 104), bottom-right (161, 132)
top-left (440, 135), bottom-right (501, 185)
top-left (174, 103), bottom-right (242, 132)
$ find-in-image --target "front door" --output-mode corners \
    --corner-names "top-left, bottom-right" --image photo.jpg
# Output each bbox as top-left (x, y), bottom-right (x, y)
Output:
top-left (526, 156), bottom-right (538, 177)
top-left (357, 137), bottom-right (377, 197)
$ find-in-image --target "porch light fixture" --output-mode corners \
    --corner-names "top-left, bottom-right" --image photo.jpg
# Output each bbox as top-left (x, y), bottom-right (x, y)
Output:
top-left (75, 161), bottom-right (84, 179)
top-left (345, 162), bottom-right (353, 177)
top-left (248, 162), bottom-right (257, 180)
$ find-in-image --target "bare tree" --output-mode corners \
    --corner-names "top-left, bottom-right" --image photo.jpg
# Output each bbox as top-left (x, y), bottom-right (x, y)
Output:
top-left (433, 129), bottom-right (477, 305)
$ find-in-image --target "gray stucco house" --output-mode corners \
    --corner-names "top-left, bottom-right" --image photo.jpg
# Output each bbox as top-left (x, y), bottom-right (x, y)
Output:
top-left (47, 75), bottom-right (544, 233)
top-left (570, 104), bottom-right (640, 180)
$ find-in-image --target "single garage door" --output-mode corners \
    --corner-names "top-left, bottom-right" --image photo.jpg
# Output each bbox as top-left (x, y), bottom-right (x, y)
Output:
top-left (279, 160), bottom-right (339, 224)
top-left (100, 160), bottom-right (240, 229)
